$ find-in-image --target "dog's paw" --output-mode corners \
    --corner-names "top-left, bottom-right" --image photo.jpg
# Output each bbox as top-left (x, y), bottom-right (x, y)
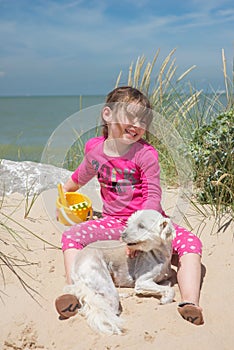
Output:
top-left (160, 287), bottom-right (175, 304)
top-left (134, 287), bottom-right (145, 295)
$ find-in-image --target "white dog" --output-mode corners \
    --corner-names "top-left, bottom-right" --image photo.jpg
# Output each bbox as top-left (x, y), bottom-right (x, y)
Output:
top-left (65, 209), bottom-right (176, 335)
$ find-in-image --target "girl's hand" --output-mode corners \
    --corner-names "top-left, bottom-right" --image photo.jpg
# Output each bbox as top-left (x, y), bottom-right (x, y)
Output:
top-left (63, 178), bottom-right (80, 192)
top-left (56, 178), bottom-right (80, 222)
top-left (125, 246), bottom-right (138, 258)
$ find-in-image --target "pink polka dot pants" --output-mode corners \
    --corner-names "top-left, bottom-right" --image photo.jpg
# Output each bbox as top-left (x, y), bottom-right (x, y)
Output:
top-left (172, 223), bottom-right (202, 257)
top-left (61, 216), bottom-right (124, 251)
top-left (61, 217), bottom-right (202, 258)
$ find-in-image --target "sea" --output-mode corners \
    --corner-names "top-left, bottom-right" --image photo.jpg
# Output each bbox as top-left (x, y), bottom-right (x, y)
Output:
top-left (0, 95), bottom-right (105, 163)
top-left (0, 93), bottom-right (228, 163)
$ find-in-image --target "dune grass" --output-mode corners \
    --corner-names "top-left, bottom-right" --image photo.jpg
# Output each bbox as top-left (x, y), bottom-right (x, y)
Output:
top-left (115, 48), bottom-right (233, 220)
top-left (0, 195), bottom-right (60, 300)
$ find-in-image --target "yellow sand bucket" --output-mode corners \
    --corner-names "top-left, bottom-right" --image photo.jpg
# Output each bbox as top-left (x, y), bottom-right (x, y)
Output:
top-left (56, 184), bottom-right (93, 226)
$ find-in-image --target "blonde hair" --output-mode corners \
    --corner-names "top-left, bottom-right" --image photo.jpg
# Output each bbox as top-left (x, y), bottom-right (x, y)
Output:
top-left (102, 86), bottom-right (153, 138)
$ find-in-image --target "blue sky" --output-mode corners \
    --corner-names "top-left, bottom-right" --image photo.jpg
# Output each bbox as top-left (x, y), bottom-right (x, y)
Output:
top-left (0, 0), bottom-right (233, 95)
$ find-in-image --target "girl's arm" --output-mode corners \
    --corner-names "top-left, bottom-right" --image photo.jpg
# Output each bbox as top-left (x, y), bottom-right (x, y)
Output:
top-left (65, 137), bottom-right (100, 191)
top-left (139, 145), bottom-right (163, 213)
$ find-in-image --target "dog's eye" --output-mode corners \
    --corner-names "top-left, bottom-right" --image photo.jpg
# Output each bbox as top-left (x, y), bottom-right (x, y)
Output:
top-left (138, 223), bottom-right (145, 229)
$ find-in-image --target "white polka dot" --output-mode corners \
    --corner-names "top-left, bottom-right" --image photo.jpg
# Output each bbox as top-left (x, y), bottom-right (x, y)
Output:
top-left (190, 245), bottom-right (196, 250)
top-left (107, 223), bottom-right (112, 227)
top-left (110, 220), bottom-right (115, 224)
top-left (66, 235), bottom-right (71, 238)
top-left (100, 225), bottom-right (105, 229)
top-left (176, 239), bottom-right (181, 244)
top-left (181, 244), bottom-right (186, 249)
top-left (183, 251), bottom-right (188, 255)
top-left (88, 226), bottom-right (93, 230)
top-left (68, 243), bottom-right (74, 247)
top-left (82, 235), bottom-right (85, 239)
top-left (188, 238), bottom-right (193, 242)
top-left (76, 233), bottom-right (81, 236)
top-left (92, 224), bottom-right (97, 228)
top-left (108, 235), bottom-right (112, 239)
top-left (110, 229), bottom-right (115, 233)
top-left (90, 233), bottom-right (93, 238)
top-left (178, 232), bottom-right (183, 236)
top-left (75, 238), bottom-right (80, 242)
top-left (189, 233), bottom-right (194, 236)
top-left (82, 230), bottom-right (87, 234)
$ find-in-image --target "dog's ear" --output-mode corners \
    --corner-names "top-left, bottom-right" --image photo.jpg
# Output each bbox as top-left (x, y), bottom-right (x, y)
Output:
top-left (159, 218), bottom-right (175, 240)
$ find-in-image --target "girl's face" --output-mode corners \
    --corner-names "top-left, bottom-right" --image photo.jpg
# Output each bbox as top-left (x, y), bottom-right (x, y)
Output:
top-left (103, 103), bottom-right (148, 144)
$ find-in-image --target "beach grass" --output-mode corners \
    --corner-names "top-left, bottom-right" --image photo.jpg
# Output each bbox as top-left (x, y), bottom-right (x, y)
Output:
top-left (0, 194), bottom-right (60, 299)
top-left (0, 215), bottom-right (40, 300)
top-left (115, 48), bottom-right (234, 218)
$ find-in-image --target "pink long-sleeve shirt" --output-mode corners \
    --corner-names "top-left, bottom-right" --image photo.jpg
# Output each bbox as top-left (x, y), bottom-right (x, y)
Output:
top-left (71, 136), bottom-right (164, 221)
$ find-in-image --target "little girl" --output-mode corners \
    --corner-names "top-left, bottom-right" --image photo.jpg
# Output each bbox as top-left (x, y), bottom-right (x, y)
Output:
top-left (55, 86), bottom-right (204, 325)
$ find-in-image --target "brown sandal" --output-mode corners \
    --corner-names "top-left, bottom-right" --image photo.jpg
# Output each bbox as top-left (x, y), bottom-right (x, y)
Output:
top-left (178, 302), bottom-right (204, 325)
top-left (55, 294), bottom-right (81, 319)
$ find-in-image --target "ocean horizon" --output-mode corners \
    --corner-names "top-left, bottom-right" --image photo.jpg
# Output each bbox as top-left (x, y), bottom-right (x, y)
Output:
top-left (0, 93), bottom-right (227, 163)
top-left (0, 95), bottom-right (106, 162)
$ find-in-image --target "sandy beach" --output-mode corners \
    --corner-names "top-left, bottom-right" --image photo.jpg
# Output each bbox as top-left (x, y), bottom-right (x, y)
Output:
top-left (0, 189), bottom-right (233, 350)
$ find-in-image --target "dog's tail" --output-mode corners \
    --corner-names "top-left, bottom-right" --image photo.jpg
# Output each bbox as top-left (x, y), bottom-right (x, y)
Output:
top-left (65, 282), bottom-right (124, 335)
